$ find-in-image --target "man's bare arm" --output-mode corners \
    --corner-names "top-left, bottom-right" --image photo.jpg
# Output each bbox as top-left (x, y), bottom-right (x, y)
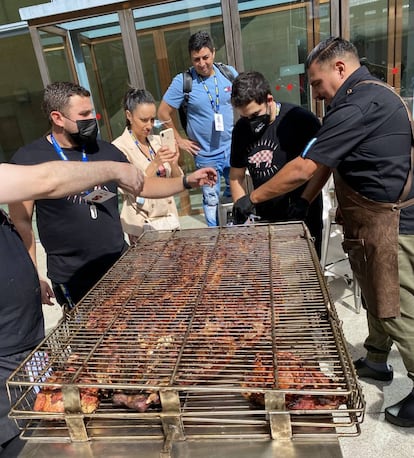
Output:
top-left (0, 162), bottom-right (145, 204)
top-left (250, 157), bottom-right (320, 204)
top-left (300, 165), bottom-right (332, 204)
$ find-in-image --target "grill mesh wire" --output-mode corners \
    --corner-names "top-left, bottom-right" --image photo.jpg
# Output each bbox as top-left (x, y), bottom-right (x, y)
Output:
top-left (7, 223), bottom-right (364, 442)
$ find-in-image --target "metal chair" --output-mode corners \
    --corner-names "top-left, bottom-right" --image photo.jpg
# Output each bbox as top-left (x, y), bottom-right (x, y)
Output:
top-left (321, 182), bottom-right (362, 313)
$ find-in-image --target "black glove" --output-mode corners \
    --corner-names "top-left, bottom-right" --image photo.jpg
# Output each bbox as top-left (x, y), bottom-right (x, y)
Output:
top-left (287, 197), bottom-right (310, 221)
top-left (233, 194), bottom-right (256, 224)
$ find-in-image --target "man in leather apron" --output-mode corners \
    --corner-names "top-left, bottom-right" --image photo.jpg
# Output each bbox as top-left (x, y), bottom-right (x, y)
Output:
top-left (233, 37), bottom-right (414, 427)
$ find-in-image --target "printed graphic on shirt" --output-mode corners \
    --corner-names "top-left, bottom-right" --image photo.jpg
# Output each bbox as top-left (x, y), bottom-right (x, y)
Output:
top-left (247, 138), bottom-right (280, 181)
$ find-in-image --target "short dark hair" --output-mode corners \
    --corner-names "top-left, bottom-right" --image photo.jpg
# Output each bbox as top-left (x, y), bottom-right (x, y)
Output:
top-left (42, 82), bottom-right (90, 119)
top-left (122, 88), bottom-right (155, 127)
top-left (305, 36), bottom-right (359, 70)
top-left (231, 71), bottom-right (271, 108)
top-left (188, 30), bottom-right (214, 54)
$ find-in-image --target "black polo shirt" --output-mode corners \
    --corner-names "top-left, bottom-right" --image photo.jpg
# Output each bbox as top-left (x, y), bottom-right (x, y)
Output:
top-left (304, 66), bottom-right (414, 234)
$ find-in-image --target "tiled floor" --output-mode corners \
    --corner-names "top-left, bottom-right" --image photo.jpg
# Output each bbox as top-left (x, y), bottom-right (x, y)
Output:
top-left (36, 218), bottom-right (414, 458)
top-left (324, 229), bottom-right (414, 458)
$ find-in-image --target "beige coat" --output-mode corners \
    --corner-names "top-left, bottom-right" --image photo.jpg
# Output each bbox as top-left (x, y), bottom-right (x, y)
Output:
top-left (112, 127), bottom-right (181, 237)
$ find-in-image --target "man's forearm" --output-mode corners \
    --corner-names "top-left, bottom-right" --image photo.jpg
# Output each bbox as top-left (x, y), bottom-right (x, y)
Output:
top-left (0, 162), bottom-right (143, 204)
top-left (41, 162), bottom-right (126, 198)
top-left (250, 157), bottom-right (318, 204)
top-left (158, 102), bottom-right (181, 142)
top-left (141, 168), bottom-right (217, 198)
top-left (300, 165), bottom-right (332, 204)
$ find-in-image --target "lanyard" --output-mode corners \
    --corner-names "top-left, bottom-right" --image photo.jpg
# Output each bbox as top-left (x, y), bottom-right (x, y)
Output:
top-left (49, 133), bottom-right (98, 218)
top-left (50, 134), bottom-right (87, 162)
top-left (129, 130), bottom-right (155, 160)
top-left (198, 73), bottom-right (220, 113)
top-left (129, 130), bottom-right (165, 177)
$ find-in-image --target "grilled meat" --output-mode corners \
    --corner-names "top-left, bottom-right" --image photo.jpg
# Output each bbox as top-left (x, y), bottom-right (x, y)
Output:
top-left (243, 352), bottom-right (346, 410)
top-left (33, 388), bottom-right (99, 413)
top-left (112, 391), bottom-right (160, 412)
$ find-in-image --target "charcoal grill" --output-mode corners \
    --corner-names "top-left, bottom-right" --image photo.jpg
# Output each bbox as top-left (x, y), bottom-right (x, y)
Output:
top-left (8, 222), bottom-right (364, 457)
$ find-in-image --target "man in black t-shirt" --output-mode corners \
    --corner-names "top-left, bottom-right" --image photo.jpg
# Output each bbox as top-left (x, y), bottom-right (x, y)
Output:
top-left (230, 71), bottom-right (323, 255)
top-left (9, 82), bottom-right (131, 309)
top-left (10, 82), bottom-right (218, 309)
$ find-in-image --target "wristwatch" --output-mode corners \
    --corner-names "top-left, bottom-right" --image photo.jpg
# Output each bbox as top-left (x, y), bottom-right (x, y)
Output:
top-left (182, 175), bottom-right (192, 190)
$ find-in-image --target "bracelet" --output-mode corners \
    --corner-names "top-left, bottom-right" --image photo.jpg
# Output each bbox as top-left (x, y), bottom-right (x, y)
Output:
top-left (182, 175), bottom-right (192, 190)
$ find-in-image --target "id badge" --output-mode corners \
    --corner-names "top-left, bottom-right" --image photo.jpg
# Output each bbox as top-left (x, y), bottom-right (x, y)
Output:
top-left (83, 189), bottom-right (116, 204)
top-left (214, 113), bottom-right (224, 131)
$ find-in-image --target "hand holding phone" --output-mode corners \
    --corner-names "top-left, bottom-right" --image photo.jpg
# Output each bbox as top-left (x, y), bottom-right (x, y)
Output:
top-left (160, 128), bottom-right (176, 152)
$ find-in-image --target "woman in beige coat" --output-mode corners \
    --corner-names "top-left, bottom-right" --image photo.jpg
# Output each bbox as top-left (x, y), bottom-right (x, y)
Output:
top-left (113, 89), bottom-right (182, 243)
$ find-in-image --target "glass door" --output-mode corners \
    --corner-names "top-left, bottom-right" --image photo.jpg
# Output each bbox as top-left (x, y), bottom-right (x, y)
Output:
top-left (37, 13), bottom-right (130, 142)
top-left (237, 0), bottom-right (330, 111)
top-left (132, 1), bottom-right (229, 119)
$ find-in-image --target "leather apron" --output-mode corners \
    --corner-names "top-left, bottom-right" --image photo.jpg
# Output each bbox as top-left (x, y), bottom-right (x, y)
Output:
top-left (333, 79), bottom-right (414, 319)
top-left (334, 172), bottom-right (402, 318)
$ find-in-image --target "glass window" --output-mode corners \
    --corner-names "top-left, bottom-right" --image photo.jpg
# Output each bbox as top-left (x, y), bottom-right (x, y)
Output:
top-left (48, 13), bottom-right (129, 141)
top-left (0, 31), bottom-right (47, 162)
top-left (401, 0), bottom-right (414, 113)
top-left (0, 0), bottom-right (39, 25)
top-left (82, 37), bottom-right (129, 140)
top-left (349, 0), bottom-right (388, 81)
top-left (238, 0), bottom-right (314, 109)
top-left (136, 32), bottom-right (159, 100)
top-left (319, 1), bottom-right (331, 39)
top-left (132, 0), bottom-right (227, 104)
top-left (40, 31), bottom-right (73, 83)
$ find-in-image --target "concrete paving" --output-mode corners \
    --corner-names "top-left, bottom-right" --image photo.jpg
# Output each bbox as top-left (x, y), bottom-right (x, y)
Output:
top-left (35, 216), bottom-right (414, 458)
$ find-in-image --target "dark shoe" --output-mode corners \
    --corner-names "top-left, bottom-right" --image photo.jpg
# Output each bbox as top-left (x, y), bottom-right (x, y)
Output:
top-left (353, 358), bottom-right (393, 381)
top-left (385, 392), bottom-right (414, 427)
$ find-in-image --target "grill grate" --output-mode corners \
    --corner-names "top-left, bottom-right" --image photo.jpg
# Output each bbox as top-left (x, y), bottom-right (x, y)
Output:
top-left (7, 223), bottom-right (364, 445)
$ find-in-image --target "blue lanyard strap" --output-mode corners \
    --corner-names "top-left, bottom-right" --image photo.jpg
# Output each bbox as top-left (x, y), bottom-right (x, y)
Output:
top-left (129, 130), bottom-right (164, 176)
top-left (198, 73), bottom-right (220, 113)
top-left (129, 130), bottom-right (155, 160)
top-left (50, 134), bottom-right (87, 161)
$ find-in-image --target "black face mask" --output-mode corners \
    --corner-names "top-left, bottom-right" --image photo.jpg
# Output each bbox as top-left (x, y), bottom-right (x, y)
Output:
top-left (248, 111), bottom-right (270, 137)
top-left (69, 118), bottom-right (98, 145)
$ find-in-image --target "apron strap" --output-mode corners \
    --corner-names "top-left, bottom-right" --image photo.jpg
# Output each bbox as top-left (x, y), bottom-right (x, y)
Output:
top-left (349, 79), bottom-right (414, 203)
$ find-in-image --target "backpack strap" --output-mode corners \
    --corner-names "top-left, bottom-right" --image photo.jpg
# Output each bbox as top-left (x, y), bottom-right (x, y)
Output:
top-left (215, 62), bottom-right (235, 83)
top-left (350, 79), bottom-right (414, 204)
top-left (182, 67), bottom-right (193, 95)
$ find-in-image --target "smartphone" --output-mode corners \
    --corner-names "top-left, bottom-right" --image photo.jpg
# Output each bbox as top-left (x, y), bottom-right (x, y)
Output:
top-left (160, 128), bottom-right (176, 152)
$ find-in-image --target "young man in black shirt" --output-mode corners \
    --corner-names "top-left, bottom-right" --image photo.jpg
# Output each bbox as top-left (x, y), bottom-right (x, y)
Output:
top-left (230, 71), bottom-right (323, 256)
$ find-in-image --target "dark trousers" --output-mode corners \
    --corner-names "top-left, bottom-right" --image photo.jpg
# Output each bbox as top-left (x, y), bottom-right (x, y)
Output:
top-left (51, 243), bottom-right (128, 308)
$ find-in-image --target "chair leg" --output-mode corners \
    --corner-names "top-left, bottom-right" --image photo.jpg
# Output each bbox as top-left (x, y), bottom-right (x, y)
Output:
top-left (321, 219), bottom-right (332, 268)
top-left (353, 278), bottom-right (362, 313)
